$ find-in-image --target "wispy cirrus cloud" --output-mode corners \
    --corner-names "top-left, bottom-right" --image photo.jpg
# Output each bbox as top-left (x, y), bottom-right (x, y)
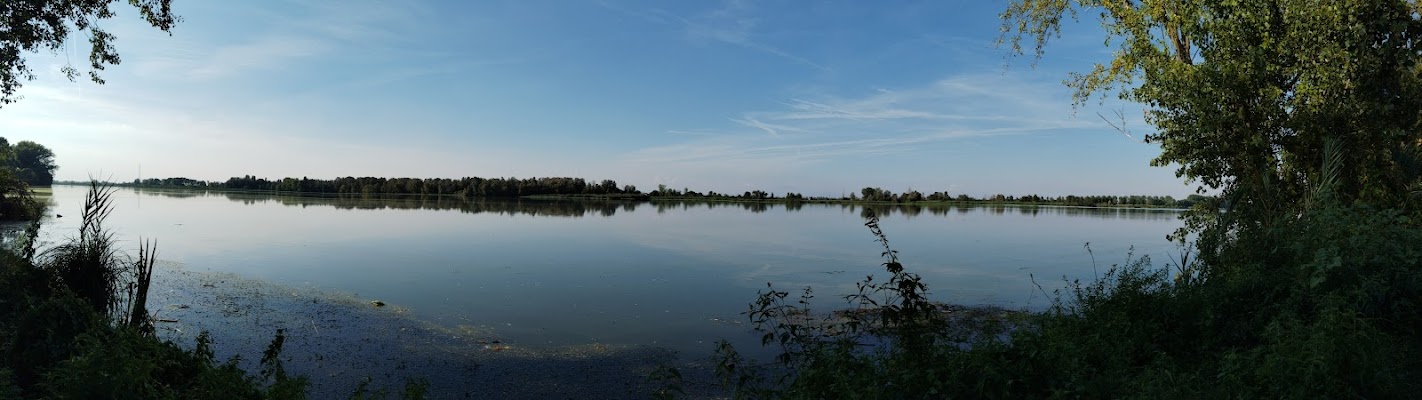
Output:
top-left (185, 36), bottom-right (330, 80)
top-left (133, 0), bottom-right (428, 81)
top-left (626, 131), bottom-right (971, 165)
top-left (595, 0), bottom-right (831, 72)
top-left (682, 0), bottom-right (833, 72)
top-left (619, 72), bottom-right (1100, 169)
top-left (732, 117), bottom-right (807, 137)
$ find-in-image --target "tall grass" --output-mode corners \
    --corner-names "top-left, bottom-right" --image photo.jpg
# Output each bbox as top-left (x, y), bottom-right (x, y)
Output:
top-left (39, 180), bottom-right (129, 323)
top-left (29, 180), bottom-right (161, 334)
top-left (120, 239), bottom-right (157, 334)
top-left (0, 180), bottom-right (316, 398)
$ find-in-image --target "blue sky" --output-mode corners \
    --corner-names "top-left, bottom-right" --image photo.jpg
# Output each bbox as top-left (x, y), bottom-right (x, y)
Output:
top-left (0, 0), bottom-right (1192, 197)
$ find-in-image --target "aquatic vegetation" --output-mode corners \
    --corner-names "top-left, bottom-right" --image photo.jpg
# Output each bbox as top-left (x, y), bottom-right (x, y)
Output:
top-left (0, 181), bottom-right (311, 398)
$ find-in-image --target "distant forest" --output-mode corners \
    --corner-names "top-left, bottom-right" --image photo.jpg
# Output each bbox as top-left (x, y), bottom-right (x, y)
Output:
top-left (53, 175), bottom-right (1210, 209)
top-left (130, 187), bottom-right (1185, 221)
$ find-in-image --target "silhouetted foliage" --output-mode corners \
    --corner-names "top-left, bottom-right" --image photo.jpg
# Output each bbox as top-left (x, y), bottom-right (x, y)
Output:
top-left (8, 141), bottom-right (55, 186)
top-left (0, 0), bottom-right (180, 106)
top-left (0, 181), bottom-right (310, 398)
top-left (0, 138), bottom-right (48, 220)
top-left (213, 175), bottom-right (639, 198)
top-left (114, 175), bottom-right (1205, 209)
top-left (694, 1), bottom-right (1422, 398)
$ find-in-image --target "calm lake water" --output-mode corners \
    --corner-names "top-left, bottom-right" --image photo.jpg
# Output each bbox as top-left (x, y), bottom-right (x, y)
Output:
top-left (37, 185), bottom-right (1184, 358)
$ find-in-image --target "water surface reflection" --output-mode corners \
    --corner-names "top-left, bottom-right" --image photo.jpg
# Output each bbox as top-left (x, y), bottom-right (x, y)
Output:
top-left (40, 186), bottom-right (1184, 358)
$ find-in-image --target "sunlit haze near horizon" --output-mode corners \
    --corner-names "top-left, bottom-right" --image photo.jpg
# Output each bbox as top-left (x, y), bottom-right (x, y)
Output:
top-left (0, 0), bottom-right (1196, 197)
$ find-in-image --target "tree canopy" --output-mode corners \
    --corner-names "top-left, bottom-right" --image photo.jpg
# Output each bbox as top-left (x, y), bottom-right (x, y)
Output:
top-left (0, 0), bottom-right (179, 106)
top-left (0, 137), bottom-right (49, 218)
top-left (1002, 0), bottom-right (1422, 249)
top-left (10, 140), bottom-right (56, 186)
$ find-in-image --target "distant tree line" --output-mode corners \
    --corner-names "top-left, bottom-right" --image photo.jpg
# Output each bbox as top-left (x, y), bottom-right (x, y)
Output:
top-left (123, 187), bottom-right (1184, 222)
top-left (131, 177), bottom-right (205, 187)
top-left (121, 176), bottom-right (639, 197)
top-left (105, 176), bottom-right (1207, 208)
top-left (647, 185), bottom-right (1206, 208)
top-left (846, 187), bottom-right (1210, 208)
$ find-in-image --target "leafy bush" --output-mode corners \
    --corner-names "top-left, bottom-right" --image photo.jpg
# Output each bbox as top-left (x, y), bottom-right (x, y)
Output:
top-left (0, 167), bottom-right (40, 221)
top-left (708, 204), bottom-right (1421, 399)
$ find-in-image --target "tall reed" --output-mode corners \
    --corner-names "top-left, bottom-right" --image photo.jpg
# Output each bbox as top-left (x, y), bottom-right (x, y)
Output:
top-left (39, 180), bottom-right (158, 332)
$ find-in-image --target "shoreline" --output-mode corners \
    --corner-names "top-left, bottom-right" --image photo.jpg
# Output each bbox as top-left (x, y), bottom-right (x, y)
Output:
top-left (146, 261), bottom-right (723, 399)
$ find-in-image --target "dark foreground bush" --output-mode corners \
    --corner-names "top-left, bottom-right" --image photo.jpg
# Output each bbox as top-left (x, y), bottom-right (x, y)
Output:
top-left (709, 205), bottom-right (1422, 399)
top-left (0, 253), bottom-right (308, 399)
top-left (0, 181), bottom-right (310, 399)
top-left (0, 181), bottom-right (433, 399)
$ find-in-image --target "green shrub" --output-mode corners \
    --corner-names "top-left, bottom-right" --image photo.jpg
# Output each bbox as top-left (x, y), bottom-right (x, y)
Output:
top-left (709, 204), bottom-right (1422, 399)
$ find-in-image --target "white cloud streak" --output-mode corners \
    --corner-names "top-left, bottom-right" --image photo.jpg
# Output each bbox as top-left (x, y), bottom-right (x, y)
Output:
top-left (595, 0), bottom-right (831, 72)
top-left (618, 72), bottom-right (1101, 177)
top-left (186, 36), bottom-right (330, 80)
top-left (132, 0), bottom-right (427, 82)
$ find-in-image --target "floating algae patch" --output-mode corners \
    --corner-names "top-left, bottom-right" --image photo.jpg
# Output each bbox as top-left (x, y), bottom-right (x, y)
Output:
top-left (146, 262), bottom-right (723, 399)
